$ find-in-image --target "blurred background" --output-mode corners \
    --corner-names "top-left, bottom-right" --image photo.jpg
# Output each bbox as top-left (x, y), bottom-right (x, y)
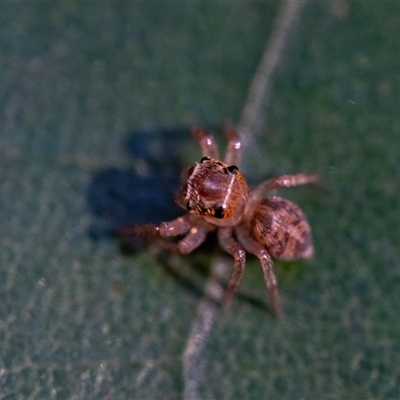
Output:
top-left (1, 2), bottom-right (399, 398)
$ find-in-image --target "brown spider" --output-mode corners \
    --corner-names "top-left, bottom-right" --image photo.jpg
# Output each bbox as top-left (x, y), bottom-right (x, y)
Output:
top-left (119, 126), bottom-right (319, 315)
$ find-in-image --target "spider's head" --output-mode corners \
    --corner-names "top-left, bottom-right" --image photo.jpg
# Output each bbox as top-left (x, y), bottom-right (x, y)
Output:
top-left (177, 156), bottom-right (249, 227)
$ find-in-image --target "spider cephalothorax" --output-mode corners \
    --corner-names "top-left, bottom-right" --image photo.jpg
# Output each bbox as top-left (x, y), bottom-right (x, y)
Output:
top-left (181, 156), bottom-right (248, 225)
top-left (119, 126), bottom-right (319, 315)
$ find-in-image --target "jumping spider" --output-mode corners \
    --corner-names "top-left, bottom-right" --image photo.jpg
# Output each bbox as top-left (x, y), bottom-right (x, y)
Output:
top-left (119, 126), bottom-right (318, 315)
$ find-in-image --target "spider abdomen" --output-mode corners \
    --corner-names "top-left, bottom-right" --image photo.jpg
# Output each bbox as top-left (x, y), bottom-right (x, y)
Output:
top-left (250, 196), bottom-right (313, 260)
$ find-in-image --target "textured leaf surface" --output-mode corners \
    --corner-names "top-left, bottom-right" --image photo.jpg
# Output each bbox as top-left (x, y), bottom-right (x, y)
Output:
top-left (1, 3), bottom-right (399, 399)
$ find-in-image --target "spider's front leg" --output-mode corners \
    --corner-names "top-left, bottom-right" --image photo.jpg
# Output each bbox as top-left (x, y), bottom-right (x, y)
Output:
top-left (218, 227), bottom-right (246, 306)
top-left (223, 124), bottom-right (242, 166)
top-left (118, 214), bottom-right (214, 255)
top-left (118, 215), bottom-right (191, 238)
top-left (191, 128), bottom-right (220, 159)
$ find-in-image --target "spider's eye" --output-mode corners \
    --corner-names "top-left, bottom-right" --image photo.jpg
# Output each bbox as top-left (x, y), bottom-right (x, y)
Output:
top-left (227, 165), bottom-right (238, 173)
top-left (200, 156), bottom-right (211, 163)
top-left (214, 206), bottom-right (225, 219)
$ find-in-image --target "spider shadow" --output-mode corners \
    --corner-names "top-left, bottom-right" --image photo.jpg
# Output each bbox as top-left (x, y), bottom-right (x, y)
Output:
top-left (87, 127), bottom-right (272, 314)
top-left (87, 127), bottom-right (188, 240)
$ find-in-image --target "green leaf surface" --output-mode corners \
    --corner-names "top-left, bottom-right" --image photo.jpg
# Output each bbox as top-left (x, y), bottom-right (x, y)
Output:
top-left (1, 2), bottom-right (399, 399)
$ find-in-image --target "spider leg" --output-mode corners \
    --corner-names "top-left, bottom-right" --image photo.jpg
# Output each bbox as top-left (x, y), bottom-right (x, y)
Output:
top-left (258, 249), bottom-right (281, 315)
top-left (223, 124), bottom-right (242, 166)
top-left (151, 224), bottom-right (214, 255)
top-left (118, 214), bottom-right (214, 255)
top-left (236, 225), bottom-right (281, 315)
top-left (259, 173), bottom-right (320, 191)
top-left (246, 173), bottom-right (319, 218)
top-left (218, 227), bottom-right (246, 306)
top-left (191, 127), bottom-right (220, 159)
top-left (118, 215), bottom-right (192, 238)
top-left (177, 222), bottom-right (216, 254)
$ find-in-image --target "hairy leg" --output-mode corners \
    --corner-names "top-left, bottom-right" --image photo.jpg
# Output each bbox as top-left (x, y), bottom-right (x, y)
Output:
top-left (246, 173), bottom-right (319, 218)
top-left (118, 214), bottom-right (214, 255)
top-left (223, 124), bottom-right (242, 166)
top-left (177, 222), bottom-right (216, 254)
top-left (191, 128), bottom-right (220, 159)
top-left (152, 225), bottom-right (214, 255)
top-left (236, 225), bottom-right (281, 315)
top-left (260, 173), bottom-right (320, 190)
top-left (118, 215), bottom-right (193, 238)
top-left (218, 227), bottom-right (246, 306)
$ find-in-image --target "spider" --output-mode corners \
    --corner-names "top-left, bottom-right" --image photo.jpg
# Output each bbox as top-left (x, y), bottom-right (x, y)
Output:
top-left (119, 126), bottom-right (319, 315)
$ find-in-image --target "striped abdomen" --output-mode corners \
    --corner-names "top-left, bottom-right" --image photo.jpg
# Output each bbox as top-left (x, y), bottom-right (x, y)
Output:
top-left (250, 196), bottom-right (313, 260)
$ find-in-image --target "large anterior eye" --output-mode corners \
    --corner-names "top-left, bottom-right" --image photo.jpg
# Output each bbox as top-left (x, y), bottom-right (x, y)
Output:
top-left (227, 165), bottom-right (238, 173)
top-left (213, 205), bottom-right (225, 219)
